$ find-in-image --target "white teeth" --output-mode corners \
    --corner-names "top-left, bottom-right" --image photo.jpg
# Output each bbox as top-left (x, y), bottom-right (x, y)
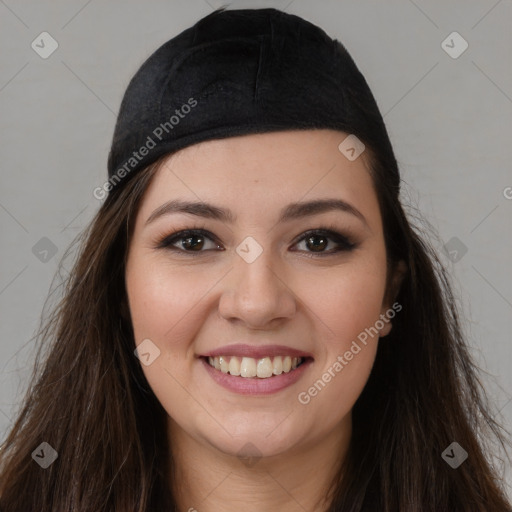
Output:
top-left (256, 357), bottom-right (273, 378)
top-left (240, 357), bottom-right (257, 378)
top-left (228, 356), bottom-right (241, 376)
top-left (206, 355), bottom-right (304, 378)
top-left (273, 355), bottom-right (283, 375)
top-left (219, 356), bottom-right (229, 373)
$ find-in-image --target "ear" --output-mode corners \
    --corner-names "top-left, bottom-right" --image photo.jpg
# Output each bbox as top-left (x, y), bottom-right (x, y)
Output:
top-left (379, 259), bottom-right (407, 337)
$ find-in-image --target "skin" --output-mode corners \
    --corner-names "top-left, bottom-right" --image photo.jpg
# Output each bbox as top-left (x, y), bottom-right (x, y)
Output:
top-left (125, 129), bottom-right (404, 512)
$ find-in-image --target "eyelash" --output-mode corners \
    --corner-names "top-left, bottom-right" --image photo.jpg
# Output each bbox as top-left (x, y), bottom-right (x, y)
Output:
top-left (155, 224), bottom-right (357, 258)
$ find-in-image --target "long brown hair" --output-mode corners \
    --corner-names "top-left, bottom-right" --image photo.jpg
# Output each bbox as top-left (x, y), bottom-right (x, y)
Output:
top-left (0, 161), bottom-right (174, 511)
top-left (1, 18), bottom-right (511, 512)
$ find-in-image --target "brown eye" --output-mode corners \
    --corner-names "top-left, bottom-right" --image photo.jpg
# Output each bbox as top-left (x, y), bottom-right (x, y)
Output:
top-left (292, 229), bottom-right (355, 255)
top-left (304, 234), bottom-right (329, 252)
top-left (181, 234), bottom-right (205, 251)
top-left (157, 229), bottom-right (223, 253)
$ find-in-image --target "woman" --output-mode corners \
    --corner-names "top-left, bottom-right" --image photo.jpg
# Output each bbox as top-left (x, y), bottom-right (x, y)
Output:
top-left (0, 7), bottom-right (510, 512)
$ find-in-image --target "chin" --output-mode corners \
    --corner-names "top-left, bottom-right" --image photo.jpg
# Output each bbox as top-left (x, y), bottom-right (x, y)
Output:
top-left (197, 415), bottom-right (308, 461)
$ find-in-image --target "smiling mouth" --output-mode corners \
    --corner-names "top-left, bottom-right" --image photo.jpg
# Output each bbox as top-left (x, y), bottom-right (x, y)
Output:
top-left (204, 355), bottom-right (308, 379)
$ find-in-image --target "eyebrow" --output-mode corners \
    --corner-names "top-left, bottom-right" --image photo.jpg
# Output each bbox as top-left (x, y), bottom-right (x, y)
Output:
top-left (145, 198), bottom-right (369, 228)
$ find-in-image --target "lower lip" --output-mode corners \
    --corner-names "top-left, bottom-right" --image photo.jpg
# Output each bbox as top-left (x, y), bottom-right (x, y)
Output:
top-left (200, 357), bottom-right (312, 395)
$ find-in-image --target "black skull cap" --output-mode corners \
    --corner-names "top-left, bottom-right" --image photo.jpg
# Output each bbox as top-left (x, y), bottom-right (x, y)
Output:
top-left (106, 7), bottom-right (396, 195)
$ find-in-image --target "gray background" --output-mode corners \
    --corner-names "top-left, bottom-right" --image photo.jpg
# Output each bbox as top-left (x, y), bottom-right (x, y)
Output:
top-left (1, 0), bottom-right (511, 497)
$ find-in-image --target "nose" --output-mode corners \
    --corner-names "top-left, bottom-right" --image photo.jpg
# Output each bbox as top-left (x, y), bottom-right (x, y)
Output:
top-left (218, 247), bottom-right (297, 329)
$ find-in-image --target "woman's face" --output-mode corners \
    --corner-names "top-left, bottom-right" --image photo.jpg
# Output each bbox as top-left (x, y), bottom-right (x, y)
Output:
top-left (125, 129), bottom-right (397, 459)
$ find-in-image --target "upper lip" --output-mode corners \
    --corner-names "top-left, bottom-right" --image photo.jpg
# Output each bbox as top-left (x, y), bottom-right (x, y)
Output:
top-left (200, 344), bottom-right (314, 360)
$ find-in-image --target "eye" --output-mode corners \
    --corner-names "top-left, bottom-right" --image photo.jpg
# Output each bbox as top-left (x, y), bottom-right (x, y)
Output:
top-left (156, 226), bottom-right (356, 256)
top-left (157, 229), bottom-right (222, 253)
top-left (291, 228), bottom-right (356, 256)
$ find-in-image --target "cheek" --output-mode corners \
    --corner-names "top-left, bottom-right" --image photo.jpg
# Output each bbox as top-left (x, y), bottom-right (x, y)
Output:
top-left (293, 254), bottom-right (387, 419)
top-left (126, 259), bottom-right (209, 346)
top-left (322, 270), bottom-right (387, 347)
top-left (125, 257), bottom-right (213, 418)
top-left (304, 253), bottom-right (388, 350)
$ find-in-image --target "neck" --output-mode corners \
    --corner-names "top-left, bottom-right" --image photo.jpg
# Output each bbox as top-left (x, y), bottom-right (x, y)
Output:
top-left (168, 416), bottom-right (351, 512)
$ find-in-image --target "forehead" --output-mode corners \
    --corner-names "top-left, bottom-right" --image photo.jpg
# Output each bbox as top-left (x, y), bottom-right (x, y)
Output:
top-left (136, 129), bottom-right (378, 223)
